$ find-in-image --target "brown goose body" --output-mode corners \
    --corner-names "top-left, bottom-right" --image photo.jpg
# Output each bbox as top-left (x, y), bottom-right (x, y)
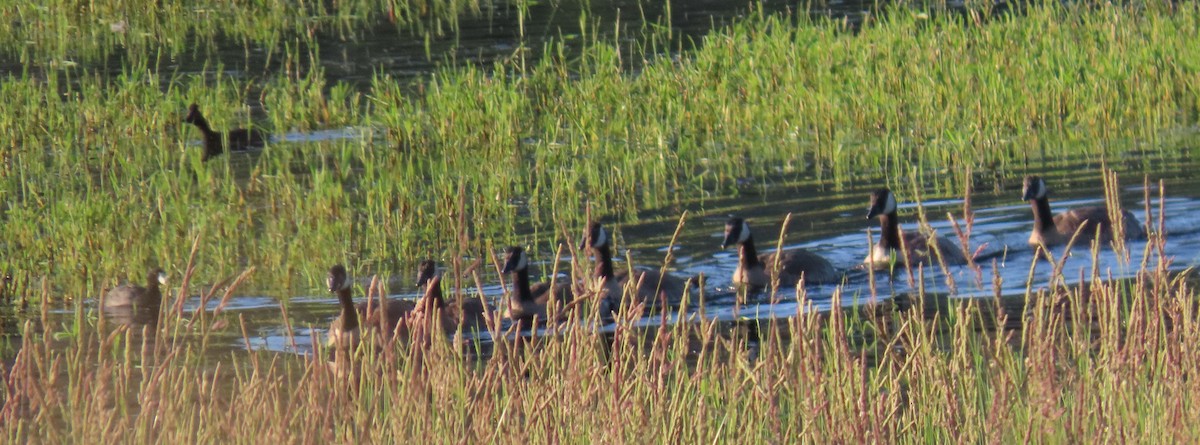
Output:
top-left (864, 188), bottom-right (967, 269)
top-left (184, 103), bottom-right (267, 161)
top-left (1022, 176), bottom-right (1145, 248)
top-left (326, 265), bottom-right (417, 351)
top-left (581, 221), bottom-right (692, 311)
top-left (357, 299), bottom-right (419, 333)
top-left (104, 268), bottom-right (167, 308)
top-left (501, 247), bottom-right (573, 326)
top-left (721, 217), bottom-right (838, 288)
top-left (414, 260), bottom-right (490, 334)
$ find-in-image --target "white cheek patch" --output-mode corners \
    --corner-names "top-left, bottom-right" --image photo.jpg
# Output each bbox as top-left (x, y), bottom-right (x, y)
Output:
top-left (1035, 179), bottom-right (1047, 199)
top-left (516, 251), bottom-right (528, 271)
top-left (739, 221), bottom-right (751, 243)
top-left (328, 273), bottom-right (351, 291)
top-left (157, 272), bottom-right (168, 285)
top-left (883, 193), bottom-right (897, 215)
top-left (596, 227), bottom-right (608, 248)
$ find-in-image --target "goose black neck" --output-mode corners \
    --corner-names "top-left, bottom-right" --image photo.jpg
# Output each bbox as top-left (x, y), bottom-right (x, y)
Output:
top-left (593, 245), bottom-right (615, 280)
top-left (146, 280), bottom-right (161, 304)
top-left (336, 288), bottom-right (358, 331)
top-left (426, 279), bottom-right (446, 308)
top-left (1031, 197), bottom-right (1054, 232)
top-left (189, 114), bottom-right (215, 135)
top-left (739, 235), bottom-right (760, 267)
top-left (877, 213), bottom-right (901, 250)
top-left (189, 115), bottom-right (224, 158)
top-left (512, 268), bottom-right (535, 302)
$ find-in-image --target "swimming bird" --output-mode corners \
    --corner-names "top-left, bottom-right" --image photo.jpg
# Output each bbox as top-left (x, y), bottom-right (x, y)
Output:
top-left (580, 221), bottom-right (691, 312)
top-left (325, 264), bottom-right (417, 351)
top-left (0, 270), bottom-right (13, 303)
top-left (864, 188), bottom-right (967, 268)
top-left (104, 267), bottom-right (167, 308)
top-left (184, 103), bottom-right (267, 161)
top-left (1021, 175), bottom-right (1145, 248)
top-left (720, 217), bottom-right (838, 289)
top-left (413, 259), bottom-right (489, 334)
top-left (500, 247), bottom-right (573, 327)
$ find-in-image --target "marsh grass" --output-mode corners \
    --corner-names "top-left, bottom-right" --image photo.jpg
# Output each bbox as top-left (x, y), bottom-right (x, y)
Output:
top-left (3, 3), bottom-right (1200, 440)
top-left (3, 204), bottom-right (1198, 442)
top-left (2, 3), bottom-right (1197, 298)
top-left (0, 0), bottom-right (489, 69)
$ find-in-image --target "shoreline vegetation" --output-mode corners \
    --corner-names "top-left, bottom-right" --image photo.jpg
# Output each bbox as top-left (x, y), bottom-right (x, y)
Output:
top-left (0, 3), bottom-right (1194, 291)
top-left (2, 2), bottom-right (1200, 441)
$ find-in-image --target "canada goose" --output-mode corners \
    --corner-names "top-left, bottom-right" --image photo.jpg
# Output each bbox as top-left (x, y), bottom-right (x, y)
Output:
top-left (500, 247), bottom-right (573, 326)
top-left (720, 217), bottom-right (838, 288)
top-left (326, 264), bottom-right (417, 350)
top-left (580, 221), bottom-right (691, 310)
top-left (0, 270), bottom-right (13, 303)
top-left (1021, 176), bottom-right (1145, 247)
top-left (414, 259), bottom-right (489, 333)
top-left (864, 188), bottom-right (967, 268)
top-left (184, 103), bottom-right (267, 161)
top-left (104, 268), bottom-right (167, 308)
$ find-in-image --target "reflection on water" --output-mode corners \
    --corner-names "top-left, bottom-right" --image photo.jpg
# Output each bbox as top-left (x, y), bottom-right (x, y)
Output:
top-left (10, 153), bottom-right (1195, 362)
top-left (1, 0), bottom-right (877, 83)
top-left (0, 0), bottom-right (1184, 363)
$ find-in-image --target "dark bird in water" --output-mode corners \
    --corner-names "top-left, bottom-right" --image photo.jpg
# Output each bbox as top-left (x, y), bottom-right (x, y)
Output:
top-left (579, 221), bottom-right (692, 313)
top-left (413, 259), bottom-right (490, 335)
top-left (1021, 175), bottom-right (1144, 248)
top-left (500, 247), bottom-right (573, 327)
top-left (104, 267), bottom-right (167, 308)
top-left (721, 217), bottom-right (838, 289)
top-left (184, 103), bottom-right (267, 161)
top-left (864, 188), bottom-right (966, 268)
top-left (325, 264), bottom-right (418, 351)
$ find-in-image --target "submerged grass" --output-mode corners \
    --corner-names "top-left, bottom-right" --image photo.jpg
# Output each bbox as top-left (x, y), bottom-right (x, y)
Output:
top-left (0, 0), bottom-right (488, 68)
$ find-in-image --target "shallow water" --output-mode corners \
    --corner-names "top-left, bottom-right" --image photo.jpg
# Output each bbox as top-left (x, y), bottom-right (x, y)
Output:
top-left (13, 142), bottom-right (1195, 363)
top-left (0, 0), bottom-right (876, 83)
top-left (0, 0), bottom-right (1190, 365)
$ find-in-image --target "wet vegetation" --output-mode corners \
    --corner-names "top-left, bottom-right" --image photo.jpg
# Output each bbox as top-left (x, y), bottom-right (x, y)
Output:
top-left (3, 0), bottom-right (1200, 441)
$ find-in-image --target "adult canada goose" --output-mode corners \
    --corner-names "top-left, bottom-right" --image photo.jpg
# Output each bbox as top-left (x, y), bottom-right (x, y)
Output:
top-left (580, 221), bottom-right (691, 311)
top-left (720, 217), bottom-right (838, 288)
top-left (104, 268), bottom-right (167, 308)
top-left (414, 259), bottom-right (489, 333)
top-left (500, 247), bottom-right (573, 326)
top-left (1021, 176), bottom-right (1145, 247)
top-left (325, 264), bottom-right (416, 350)
top-left (184, 103), bottom-right (267, 161)
top-left (864, 188), bottom-right (967, 268)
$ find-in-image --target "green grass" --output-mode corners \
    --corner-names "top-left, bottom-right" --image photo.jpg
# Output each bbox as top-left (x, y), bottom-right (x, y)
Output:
top-left (0, 0), bottom-right (488, 68)
top-left (2, 2), bottom-right (1196, 296)
top-left (2, 2), bottom-right (1200, 440)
